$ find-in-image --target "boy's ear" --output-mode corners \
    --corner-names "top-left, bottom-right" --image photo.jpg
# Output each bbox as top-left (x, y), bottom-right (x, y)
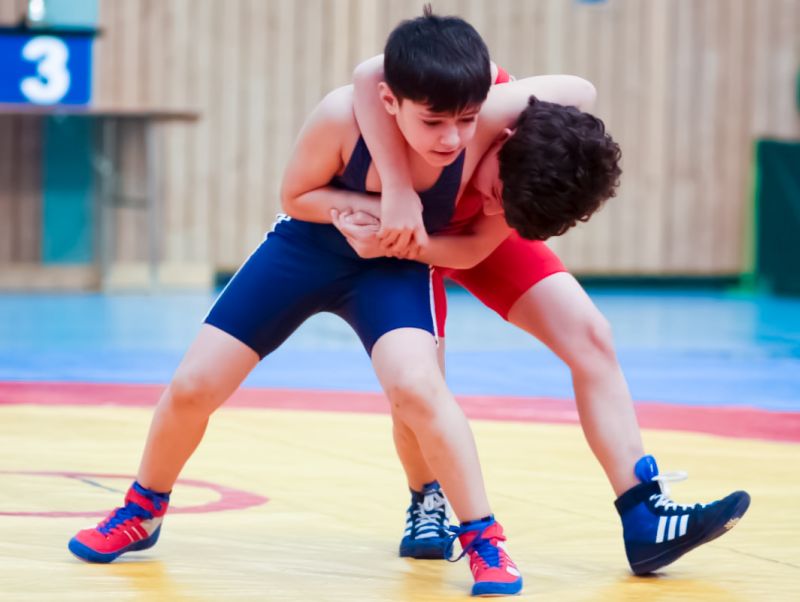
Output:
top-left (486, 128), bottom-right (514, 156)
top-left (377, 82), bottom-right (400, 115)
top-left (498, 127), bottom-right (514, 143)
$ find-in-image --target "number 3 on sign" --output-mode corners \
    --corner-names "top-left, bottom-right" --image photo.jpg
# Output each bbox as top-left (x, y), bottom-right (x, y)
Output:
top-left (20, 36), bottom-right (71, 105)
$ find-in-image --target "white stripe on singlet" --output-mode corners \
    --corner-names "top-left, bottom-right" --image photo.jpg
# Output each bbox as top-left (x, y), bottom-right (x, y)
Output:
top-left (427, 267), bottom-right (440, 347)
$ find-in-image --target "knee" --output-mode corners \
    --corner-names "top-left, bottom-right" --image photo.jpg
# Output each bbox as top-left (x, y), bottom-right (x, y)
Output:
top-left (385, 366), bottom-right (444, 424)
top-left (570, 313), bottom-right (617, 370)
top-left (164, 370), bottom-right (219, 415)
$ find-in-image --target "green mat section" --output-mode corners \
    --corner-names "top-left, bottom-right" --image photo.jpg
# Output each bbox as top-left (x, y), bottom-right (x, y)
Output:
top-left (755, 139), bottom-right (800, 296)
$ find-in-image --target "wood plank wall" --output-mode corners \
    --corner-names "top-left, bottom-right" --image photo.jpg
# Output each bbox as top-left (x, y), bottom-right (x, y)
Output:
top-left (0, 0), bottom-right (42, 264)
top-left (1, 0), bottom-right (798, 277)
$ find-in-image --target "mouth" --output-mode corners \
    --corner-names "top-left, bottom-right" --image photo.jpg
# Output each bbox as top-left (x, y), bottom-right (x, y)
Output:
top-left (431, 149), bottom-right (459, 158)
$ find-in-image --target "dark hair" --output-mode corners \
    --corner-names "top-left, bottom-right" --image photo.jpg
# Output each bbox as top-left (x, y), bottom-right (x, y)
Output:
top-left (383, 5), bottom-right (491, 114)
top-left (498, 96), bottom-right (622, 240)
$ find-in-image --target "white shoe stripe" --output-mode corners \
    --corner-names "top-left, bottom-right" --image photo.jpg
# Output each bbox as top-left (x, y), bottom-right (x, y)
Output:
top-left (139, 517), bottom-right (162, 537)
top-left (667, 515), bottom-right (678, 541)
top-left (679, 514), bottom-right (689, 537)
top-left (655, 516), bottom-right (667, 543)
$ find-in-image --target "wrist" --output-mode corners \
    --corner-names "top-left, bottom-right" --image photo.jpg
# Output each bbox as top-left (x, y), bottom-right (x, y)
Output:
top-left (351, 197), bottom-right (380, 216)
top-left (378, 169), bottom-right (413, 193)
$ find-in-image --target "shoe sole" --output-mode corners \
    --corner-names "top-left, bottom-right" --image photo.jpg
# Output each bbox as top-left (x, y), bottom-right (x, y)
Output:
top-left (471, 578), bottom-right (523, 597)
top-left (399, 550), bottom-right (450, 560)
top-left (630, 492), bottom-right (750, 575)
top-left (68, 526), bottom-right (161, 563)
top-left (399, 538), bottom-right (453, 560)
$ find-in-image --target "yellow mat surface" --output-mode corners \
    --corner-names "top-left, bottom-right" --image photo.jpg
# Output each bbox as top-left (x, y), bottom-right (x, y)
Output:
top-left (1, 405), bottom-right (797, 601)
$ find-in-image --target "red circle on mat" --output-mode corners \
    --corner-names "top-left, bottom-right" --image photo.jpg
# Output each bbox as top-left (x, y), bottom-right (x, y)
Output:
top-left (0, 470), bottom-right (268, 517)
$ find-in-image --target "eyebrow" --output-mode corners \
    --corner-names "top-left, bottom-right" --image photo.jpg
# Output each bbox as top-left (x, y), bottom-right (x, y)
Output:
top-left (420, 110), bottom-right (480, 118)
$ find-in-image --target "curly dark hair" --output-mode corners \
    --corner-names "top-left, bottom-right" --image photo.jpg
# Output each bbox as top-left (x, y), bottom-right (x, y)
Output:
top-left (498, 96), bottom-right (622, 240)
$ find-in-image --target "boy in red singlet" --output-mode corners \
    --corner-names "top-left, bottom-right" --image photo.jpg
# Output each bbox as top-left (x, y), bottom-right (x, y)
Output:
top-left (327, 49), bottom-right (750, 577)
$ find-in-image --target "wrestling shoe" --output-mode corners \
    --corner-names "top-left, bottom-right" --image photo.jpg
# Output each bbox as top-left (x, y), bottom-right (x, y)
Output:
top-left (615, 454), bottom-right (750, 575)
top-left (399, 480), bottom-right (453, 559)
top-left (68, 481), bottom-right (170, 563)
top-left (453, 516), bottom-right (523, 597)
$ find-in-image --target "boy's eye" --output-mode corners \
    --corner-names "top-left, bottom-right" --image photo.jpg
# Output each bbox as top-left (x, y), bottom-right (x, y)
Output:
top-left (422, 120), bottom-right (441, 127)
top-left (459, 116), bottom-right (477, 124)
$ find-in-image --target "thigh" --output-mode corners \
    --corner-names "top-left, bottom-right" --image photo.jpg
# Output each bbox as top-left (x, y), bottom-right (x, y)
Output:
top-left (171, 323), bottom-right (260, 407)
top-left (506, 271), bottom-right (607, 362)
top-left (445, 233), bottom-right (567, 320)
top-left (204, 226), bottom-right (348, 359)
top-left (336, 259), bottom-right (439, 355)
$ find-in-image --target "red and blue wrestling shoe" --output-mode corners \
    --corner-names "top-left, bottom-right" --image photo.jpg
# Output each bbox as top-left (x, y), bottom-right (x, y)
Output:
top-left (399, 480), bottom-right (453, 559)
top-left (452, 516), bottom-right (523, 597)
top-left (68, 481), bottom-right (170, 563)
top-left (615, 455), bottom-right (750, 575)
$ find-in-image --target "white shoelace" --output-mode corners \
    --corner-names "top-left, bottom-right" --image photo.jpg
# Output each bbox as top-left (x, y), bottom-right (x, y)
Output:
top-left (414, 493), bottom-right (449, 533)
top-left (649, 471), bottom-right (692, 511)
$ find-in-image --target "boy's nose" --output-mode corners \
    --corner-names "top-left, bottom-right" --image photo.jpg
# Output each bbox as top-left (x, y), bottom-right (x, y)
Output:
top-left (439, 127), bottom-right (460, 148)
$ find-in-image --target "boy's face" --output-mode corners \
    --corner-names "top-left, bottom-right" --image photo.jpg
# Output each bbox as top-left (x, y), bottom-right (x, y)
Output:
top-left (379, 84), bottom-right (481, 166)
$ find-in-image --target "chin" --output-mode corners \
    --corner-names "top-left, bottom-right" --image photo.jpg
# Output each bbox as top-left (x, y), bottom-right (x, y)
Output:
top-left (428, 151), bottom-right (459, 166)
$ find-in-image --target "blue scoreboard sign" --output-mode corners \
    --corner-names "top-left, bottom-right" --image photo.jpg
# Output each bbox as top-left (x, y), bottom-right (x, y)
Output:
top-left (0, 29), bottom-right (93, 106)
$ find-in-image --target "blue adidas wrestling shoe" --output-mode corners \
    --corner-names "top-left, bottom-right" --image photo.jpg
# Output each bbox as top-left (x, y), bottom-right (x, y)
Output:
top-left (615, 455), bottom-right (750, 575)
top-left (399, 480), bottom-right (454, 559)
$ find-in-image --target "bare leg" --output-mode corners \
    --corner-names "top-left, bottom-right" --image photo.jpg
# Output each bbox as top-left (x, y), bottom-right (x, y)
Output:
top-left (389, 338), bottom-right (445, 491)
top-left (372, 328), bottom-right (490, 521)
top-left (507, 273), bottom-right (643, 495)
top-left (137, 324), bottom-right (260, 491)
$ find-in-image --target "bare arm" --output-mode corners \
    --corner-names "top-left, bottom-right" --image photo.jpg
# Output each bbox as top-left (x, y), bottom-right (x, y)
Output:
top-left (478, 74), bottom-right (597, 134)
top-left (352, 55), bottom-right (413, 191)
top-left (280, 85), bottom-right (381, 222)
top-left (352, 55), bottom-right (426, 253)
top-left (332, 207), bottom-right (512, 269)
top-left (353, 64), bottom-right (597, 182)
top-left (417, 213), bottom-right (512, 269)
top-left (352, 55), bottom-right (504, 189)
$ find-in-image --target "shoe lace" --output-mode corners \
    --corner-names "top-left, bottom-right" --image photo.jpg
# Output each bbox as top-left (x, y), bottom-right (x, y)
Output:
top-left (649, 471), bottom-right (694, 511)
top-left (411, 491), bottom-right (448, 534)
top-left (446, 524), bottom-right (502, 568)
top-left (98, 502), bottom-right (154, 535)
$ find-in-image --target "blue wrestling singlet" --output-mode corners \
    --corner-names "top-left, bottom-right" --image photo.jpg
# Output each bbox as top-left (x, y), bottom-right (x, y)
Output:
top-left (204, 137), bottom-right (465, 357)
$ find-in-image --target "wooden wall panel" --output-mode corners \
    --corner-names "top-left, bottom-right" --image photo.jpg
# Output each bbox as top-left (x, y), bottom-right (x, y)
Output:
top-left (114, 119), bottom-right (146, 262)
top-left (162, 0), bottom-right (190, 263)
top-left (0, 115), bottom-right (41, 264)
top-left (0, 117), bottom-right (15, 261)
top-left (0, 0), bottom-right (24, 24)
top-left (1, 0), bottom-right (799, 279)
top-left (15, 115), bottom-right (41, 261)
top-left (0, 3), bottom-right (41, 266)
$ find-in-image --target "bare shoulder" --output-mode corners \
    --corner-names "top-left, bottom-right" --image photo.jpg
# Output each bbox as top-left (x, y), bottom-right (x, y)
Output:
top-left (313, 85), bottom-right (357, 135)
top-left (310, 85), bottom-right (360, 161)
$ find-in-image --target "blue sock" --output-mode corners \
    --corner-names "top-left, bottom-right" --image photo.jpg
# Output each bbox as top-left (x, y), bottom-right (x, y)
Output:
top-left (132, 481), bottom-right (171, 503)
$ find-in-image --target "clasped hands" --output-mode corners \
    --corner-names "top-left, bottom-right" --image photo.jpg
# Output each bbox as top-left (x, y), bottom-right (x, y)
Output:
top-left (331, 190), bottom-right (429, 260)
